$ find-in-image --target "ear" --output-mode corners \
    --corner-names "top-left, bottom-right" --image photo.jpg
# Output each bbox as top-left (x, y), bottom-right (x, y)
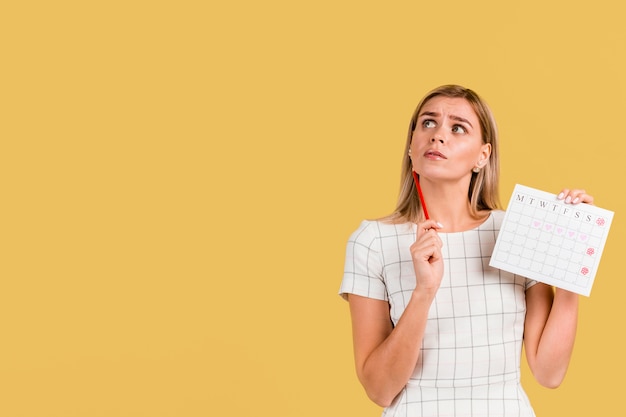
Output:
top-left (477, 143), bottom-right (491, 167)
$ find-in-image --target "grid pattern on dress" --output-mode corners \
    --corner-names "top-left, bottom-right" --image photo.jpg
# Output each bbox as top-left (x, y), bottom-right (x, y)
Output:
top-left (490, 184), bottom-right (614, 296)
top-left (340, 211), bottom-right (537, 417)
top-left (384, 383), bottom-right (534, 417)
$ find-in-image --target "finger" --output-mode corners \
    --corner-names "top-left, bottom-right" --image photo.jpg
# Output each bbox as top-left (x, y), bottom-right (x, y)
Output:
top-left (571, 191), bottom-right (594, 205)
top-left (557, 189), bottom-right (570, 200)
top-left (410, 232), bottom-right (443, 262)
top-left (427, 233), bottom-right (444, 261)
top-left (417, 230), bottom-right (443, 250)
top-left (417, 219), bottom-right (444, 236)
top-left (567, 189), bottom-right (585, 204)
top-left (558, 188), bottom-right (594, 205)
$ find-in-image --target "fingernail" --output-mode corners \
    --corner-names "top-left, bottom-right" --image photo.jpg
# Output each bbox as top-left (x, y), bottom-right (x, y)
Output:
top-left (573, 197), bottom-right (580, 204)
top-left (436, 222), bottom-right (444, 228)
top-left (557, 192), bottom-right (565, 199)
top-left (565, 196), bottom-right (572, 203)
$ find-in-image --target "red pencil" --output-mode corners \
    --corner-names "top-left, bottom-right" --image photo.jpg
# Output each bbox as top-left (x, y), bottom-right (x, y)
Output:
top-left (412, 170), bottom-right (430, 220)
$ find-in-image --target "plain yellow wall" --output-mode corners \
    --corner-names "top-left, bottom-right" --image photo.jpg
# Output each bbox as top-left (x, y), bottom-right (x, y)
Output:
top-left (1, 1), bottom-right (624, 416)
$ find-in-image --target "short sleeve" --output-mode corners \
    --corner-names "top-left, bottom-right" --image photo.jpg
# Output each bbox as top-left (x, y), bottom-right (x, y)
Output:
top-left (524, 278), bottom-right (539, 290)
top-left (338, 221), bottom-right (388, 302)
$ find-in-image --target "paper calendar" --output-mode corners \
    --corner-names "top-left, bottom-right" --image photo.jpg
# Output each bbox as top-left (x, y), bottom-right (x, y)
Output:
top-left (489, 184), bottom-right (614, 296)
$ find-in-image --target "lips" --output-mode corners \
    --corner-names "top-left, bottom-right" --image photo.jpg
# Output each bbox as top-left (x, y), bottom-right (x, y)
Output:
top-left (424, 150), bottom-right (447, 159)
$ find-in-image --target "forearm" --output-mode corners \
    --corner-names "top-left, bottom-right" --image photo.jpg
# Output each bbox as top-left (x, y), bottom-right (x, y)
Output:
top-left (358, 290), bottom-right (434, 407)
top-left (531, 289), bottom-right (579, 387)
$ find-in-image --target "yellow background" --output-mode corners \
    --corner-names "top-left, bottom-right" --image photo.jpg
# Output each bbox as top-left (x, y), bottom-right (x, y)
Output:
top-left (1, 1), bottom-right (624, 416)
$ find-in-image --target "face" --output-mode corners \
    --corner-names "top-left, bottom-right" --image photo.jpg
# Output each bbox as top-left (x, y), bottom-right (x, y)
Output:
top-left (409, 96), bottom-right (490, 182)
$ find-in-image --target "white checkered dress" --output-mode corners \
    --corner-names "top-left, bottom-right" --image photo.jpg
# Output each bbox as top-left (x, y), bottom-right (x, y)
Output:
top-left (340, 211), bottom-right (538, 417)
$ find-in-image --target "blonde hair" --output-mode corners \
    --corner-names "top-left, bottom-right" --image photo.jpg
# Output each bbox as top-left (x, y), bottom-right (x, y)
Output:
top-left (382, 84), bottom-right (501, 224)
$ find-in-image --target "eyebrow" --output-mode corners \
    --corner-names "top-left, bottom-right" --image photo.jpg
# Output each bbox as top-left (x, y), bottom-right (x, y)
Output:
top-left (418, 111), bottom-right (474, 128)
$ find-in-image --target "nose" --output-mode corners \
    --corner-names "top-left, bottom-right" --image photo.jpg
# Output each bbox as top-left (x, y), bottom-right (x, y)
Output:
top-left (430, 134), bottom-right (444, 144)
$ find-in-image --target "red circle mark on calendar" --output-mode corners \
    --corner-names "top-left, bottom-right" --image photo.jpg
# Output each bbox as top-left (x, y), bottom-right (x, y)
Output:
top-left (581, 267), bottom-right (590, 275)
top-left (596, 217), bottom-right (605, 226)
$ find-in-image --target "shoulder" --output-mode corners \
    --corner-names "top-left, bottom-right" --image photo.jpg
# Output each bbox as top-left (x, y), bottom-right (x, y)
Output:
top-left (347, 220), bottom-right (414, 247)
top-left (478, 209), bottom-right (506, 231)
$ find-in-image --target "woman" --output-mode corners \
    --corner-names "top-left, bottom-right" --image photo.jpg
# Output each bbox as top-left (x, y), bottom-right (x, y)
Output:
top-left (339, 85), bottom-right (590, 416)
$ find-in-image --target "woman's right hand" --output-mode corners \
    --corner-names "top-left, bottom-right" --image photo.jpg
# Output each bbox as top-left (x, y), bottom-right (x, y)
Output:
top-left (410, 220), bottom-right (444, 295)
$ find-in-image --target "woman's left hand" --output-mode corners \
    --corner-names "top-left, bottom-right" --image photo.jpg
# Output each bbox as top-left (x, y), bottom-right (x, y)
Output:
top-left (557, 188), bottom-right (594, 205)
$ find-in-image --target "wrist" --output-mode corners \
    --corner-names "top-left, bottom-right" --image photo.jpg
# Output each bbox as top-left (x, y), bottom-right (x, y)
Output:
top-left (411, 286), bottom-right (438, 304)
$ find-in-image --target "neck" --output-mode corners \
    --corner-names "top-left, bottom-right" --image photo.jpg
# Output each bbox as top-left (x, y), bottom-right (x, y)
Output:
top-left (419, 176), bottom-right (487, 232)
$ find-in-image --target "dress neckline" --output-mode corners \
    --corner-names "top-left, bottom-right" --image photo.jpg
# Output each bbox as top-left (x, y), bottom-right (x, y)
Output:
top-left (413, 211), bottom-right (495, 235)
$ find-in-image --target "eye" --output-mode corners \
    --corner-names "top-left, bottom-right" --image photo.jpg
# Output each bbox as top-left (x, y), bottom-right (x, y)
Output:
top-left (452, 124), bottom-right (467, 134)
top-left (422, 119), bottom-right (436, 128)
